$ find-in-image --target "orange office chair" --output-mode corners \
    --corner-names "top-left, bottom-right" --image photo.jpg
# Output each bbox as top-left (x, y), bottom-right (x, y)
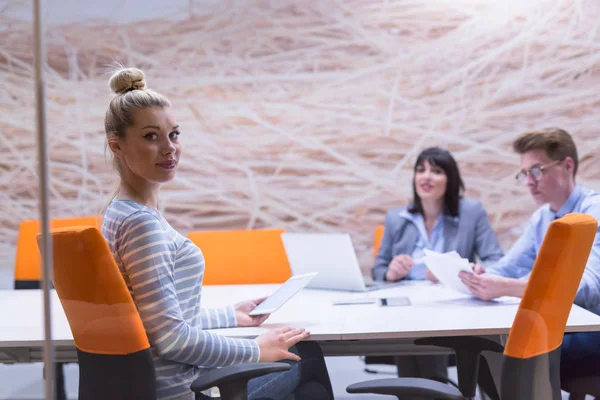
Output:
top-left (15, 215), bottom-right (101, 400)
top-left (46, 226), bottom-right (289, 400)
top-left (187, 228), bottom-right (291, 285)
top-left (373, 225), bottom-right (384, 258)
top-left (15, 216), bottom-right (102, 289)
top-left (347, 213), bottom-right (598, 400)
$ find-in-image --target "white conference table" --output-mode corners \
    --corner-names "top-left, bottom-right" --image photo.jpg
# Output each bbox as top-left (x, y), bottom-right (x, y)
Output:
top-left (201, 281), bottom-right (600, 357)
top-left (1, 281), bottom-right (600, 366)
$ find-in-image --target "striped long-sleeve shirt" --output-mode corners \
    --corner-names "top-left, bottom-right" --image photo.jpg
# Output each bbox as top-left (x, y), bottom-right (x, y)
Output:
top-left (102, 199), bottom-right (260, 400)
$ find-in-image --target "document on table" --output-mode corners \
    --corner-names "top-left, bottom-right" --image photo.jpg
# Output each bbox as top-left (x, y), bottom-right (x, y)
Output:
top-left (423, 249), bottom-right (474, 295)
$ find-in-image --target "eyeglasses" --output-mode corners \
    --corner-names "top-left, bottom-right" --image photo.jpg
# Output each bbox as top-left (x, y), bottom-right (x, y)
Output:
top-left (515, 160), bottom-right (562, 184)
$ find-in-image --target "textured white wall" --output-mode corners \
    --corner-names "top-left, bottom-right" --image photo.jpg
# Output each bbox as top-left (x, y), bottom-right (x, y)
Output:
top-left (1, 0), bottom-right (600, 272)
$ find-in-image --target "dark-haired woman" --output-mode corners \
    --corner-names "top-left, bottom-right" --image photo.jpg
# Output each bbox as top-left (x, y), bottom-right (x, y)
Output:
top-left (372, 147), bottom-right (504, 382)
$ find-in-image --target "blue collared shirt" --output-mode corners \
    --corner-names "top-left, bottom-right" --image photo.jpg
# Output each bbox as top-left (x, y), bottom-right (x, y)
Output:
top-left (487, 185), bottom-right (600, 315)
top-left (401, 210), bottom-right (445, 280)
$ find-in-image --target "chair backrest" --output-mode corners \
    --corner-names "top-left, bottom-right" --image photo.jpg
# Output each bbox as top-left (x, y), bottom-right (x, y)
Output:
top-left (15, 216), bottom-right (101, 288)
top-left (501, 213), bottom-right (598, 400)
top-left (46, 225), bottom-right (149, 354)
top-left (44, 226), bottom-right (156, 400)
top-left (187, 228), bottom-right (291, 285)
top-left (373, 225), bottom-right (384, 258)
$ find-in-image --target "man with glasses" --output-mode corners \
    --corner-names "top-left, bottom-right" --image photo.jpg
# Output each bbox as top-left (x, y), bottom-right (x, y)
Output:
top-left (459, 127), bottom-right (600, 387)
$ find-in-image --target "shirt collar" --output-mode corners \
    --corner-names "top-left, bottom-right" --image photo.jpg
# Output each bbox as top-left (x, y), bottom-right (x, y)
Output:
top-left (398, 207), bottom-right (459, 223)
top-left (552, 185), bottom-right (583, 219)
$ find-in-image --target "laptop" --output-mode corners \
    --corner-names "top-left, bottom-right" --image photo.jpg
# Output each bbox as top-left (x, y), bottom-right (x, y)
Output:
top-left (280, 232), bottom-right (402, 292)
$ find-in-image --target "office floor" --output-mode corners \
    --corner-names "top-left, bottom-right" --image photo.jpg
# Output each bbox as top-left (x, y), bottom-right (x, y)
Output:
top-left (0, 358), bottom-right (424, 400)
top-left (0, 267), bottom-right (585, 399)
top-left (0, 358), bottom-right (586, 399)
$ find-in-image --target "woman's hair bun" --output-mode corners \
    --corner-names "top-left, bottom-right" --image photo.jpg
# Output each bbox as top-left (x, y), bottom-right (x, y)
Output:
top-left (109, 67), bottom-right (146, 95)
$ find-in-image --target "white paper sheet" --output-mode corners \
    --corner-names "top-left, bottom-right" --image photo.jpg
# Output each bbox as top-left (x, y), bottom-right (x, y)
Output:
top-left (423, 249), bottom-right (474, 295)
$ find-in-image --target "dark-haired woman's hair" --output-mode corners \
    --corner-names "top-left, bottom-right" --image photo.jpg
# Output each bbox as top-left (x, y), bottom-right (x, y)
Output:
top-left (408, 147), bottom-right (465, 217)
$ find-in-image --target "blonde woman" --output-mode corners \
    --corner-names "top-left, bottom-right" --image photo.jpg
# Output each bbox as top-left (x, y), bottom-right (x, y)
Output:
top-left (101, 67), bottom-right (333, 400)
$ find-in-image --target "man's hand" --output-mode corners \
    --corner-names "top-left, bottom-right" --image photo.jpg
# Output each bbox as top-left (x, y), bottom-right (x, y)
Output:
top-left (459, 272), bottom-right (516, 301)
top-left (471, 263), bottom-right (486, 275)
top-left (234, 297), bottom-right (270, 327)
top-left (386, 254), bottom-right (414, 281)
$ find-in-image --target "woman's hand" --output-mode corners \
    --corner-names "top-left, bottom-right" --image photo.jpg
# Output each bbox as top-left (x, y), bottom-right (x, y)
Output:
top-left (234, 297), bottom-right (270, 327)
top-left (385, 254), bottom-right (414, 281)
top-left (256, 327), bottom-right (310, 362)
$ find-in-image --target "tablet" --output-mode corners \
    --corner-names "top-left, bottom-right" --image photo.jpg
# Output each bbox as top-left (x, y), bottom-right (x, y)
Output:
top-left (249, 272), bottom-right (318, 316)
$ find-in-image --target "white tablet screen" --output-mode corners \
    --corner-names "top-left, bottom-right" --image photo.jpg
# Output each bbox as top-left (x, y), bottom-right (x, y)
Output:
top-left (249, 272), bottom-right (318, 316)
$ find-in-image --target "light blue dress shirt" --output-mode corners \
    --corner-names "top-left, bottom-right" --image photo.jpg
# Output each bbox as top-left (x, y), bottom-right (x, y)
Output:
top-left (487, 185), bottom-right (600, 315)
top-left (401, 210), bottom-right (446, 280)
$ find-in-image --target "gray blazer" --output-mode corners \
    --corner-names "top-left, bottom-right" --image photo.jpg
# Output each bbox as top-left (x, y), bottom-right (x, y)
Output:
top-left (372, 197), bottom-right (504, 281)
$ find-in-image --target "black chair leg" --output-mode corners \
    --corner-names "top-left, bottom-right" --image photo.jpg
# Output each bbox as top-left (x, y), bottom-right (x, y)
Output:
top-left (477, 357), bottom-right (499, 400)
top-left (43, 363), bottom-right (67, 400)
top-left (55, 362), bottom-right (67, 400)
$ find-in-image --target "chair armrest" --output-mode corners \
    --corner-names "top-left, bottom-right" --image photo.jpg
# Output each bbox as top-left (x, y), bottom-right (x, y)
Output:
top-left (415, 336), bottom-right (504, 354)
top-left (415, 336), bottom-right (503, 398)
top-left (346, 378), bottom-right (463, 400)
top-left (191, 362), bottom-right (290, 398)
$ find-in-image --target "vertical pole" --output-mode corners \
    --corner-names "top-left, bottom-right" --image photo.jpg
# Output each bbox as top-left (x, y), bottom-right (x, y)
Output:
top-left (33, 0), bottom-right (55, 398)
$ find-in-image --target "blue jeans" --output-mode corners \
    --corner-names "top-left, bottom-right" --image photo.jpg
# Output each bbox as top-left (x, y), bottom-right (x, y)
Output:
top-left (560, 331), bottom-right (600, 383)
top-left (247, 341), bottom-right (333, 400)
top-left (195, 341), bottom-right (333, 400)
